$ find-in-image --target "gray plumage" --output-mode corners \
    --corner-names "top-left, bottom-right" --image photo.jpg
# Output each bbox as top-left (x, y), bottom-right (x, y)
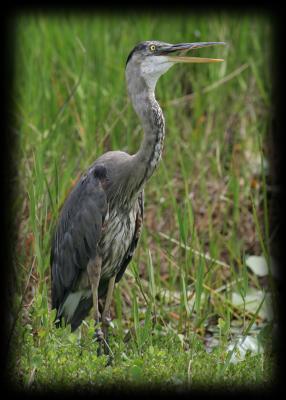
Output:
top-left (51, 160), bottom-right (144, 330)
top-left (50, 40), bottom-right (224, 338)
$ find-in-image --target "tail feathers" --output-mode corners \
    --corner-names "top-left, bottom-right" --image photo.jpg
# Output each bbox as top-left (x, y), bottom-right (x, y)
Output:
top-left (55, 281), bottom-right (109, 331)
top-left (69, 282), bottom-right (108, 331)
top-left (56, 289), bottom-right (92, 331)
top-left (70, 296), bottom-right (93, 331)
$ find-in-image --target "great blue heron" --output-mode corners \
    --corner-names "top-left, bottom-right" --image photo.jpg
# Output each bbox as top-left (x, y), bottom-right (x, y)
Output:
top-left (51, 40), bottom-right (224, 356)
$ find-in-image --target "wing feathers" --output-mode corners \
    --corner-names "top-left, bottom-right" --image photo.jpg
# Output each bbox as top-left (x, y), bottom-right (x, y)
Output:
top-left (51, 168), bottom-right (108, 310)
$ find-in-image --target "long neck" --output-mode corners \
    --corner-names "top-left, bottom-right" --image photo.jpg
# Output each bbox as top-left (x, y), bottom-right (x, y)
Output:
top-left (129, 83), bottom-right (165, 192)
top-left (107, 73), bottom-right (165, 210)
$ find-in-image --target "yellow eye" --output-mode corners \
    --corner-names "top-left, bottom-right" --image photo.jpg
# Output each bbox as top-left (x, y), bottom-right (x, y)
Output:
top-left (149, 44), bottom-right (156, 52)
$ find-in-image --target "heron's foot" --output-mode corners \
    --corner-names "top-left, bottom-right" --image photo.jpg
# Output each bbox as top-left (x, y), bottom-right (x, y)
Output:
top-left (105, 354), bottom-right (114, 367)
top-left (94, 328), bottom-right (113, 360)
top-left (93, 327), bottom-right (104, 357)
top-left (93, 327), bottom-right (104, 342)
top-left (97, 343), bottom-right (103, 357)
top-left (101, 316), bottom-right (115, 360)
top-left (102, 336), bottom-right (114, 366)
top-left (93, 328), bottom-right (104, 342)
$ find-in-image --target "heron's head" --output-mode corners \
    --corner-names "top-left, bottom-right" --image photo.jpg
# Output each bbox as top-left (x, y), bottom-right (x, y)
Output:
top-left (125, 40), bottom-right (225, 92)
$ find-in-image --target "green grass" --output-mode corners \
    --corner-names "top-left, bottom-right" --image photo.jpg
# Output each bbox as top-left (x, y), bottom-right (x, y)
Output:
top-left (9, 12), bottom-right (275, 390)
top-left (16, 318), bottom-right (273, 390)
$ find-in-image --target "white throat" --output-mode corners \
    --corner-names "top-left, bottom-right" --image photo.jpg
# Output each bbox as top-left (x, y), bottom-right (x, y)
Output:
top-left (140, 56), bottom-right (174, 92)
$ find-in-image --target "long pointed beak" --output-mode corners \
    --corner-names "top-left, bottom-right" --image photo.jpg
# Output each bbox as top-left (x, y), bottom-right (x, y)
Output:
top-left (161, 42), bottom-right (225, 63)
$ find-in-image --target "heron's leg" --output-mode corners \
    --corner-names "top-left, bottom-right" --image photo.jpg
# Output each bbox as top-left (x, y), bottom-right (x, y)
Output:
top-left (101, 275), bottom-right (116, 357)
top-left (87, 255), bottom-right (103, 355)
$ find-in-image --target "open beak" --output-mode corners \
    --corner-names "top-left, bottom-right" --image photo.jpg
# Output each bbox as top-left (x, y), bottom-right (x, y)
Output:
top-left (161, 42), bottom-right (225, 63)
